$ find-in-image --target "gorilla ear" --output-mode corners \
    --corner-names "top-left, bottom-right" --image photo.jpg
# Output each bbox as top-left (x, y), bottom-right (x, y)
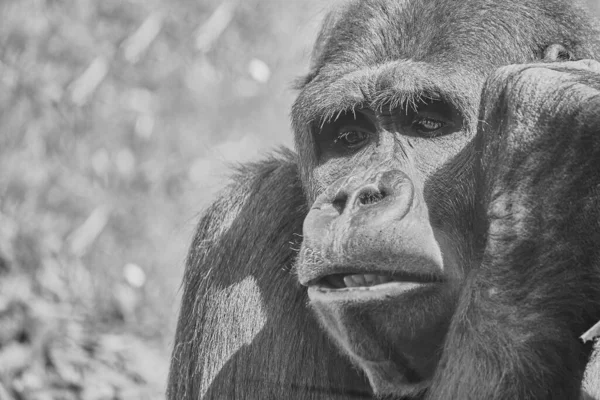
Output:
top-left (543, 43), bottom-right (576, 62)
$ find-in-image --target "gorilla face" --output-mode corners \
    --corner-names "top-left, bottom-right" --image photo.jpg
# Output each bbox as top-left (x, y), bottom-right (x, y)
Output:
top-left (296, 64), bottom-right (476, 395)
top-left (293, 0), bottom-right (600, 397)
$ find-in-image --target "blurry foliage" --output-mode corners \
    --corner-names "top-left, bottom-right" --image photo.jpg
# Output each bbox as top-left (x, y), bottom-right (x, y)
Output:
top-left (0, 0), bottom-right (323, 398)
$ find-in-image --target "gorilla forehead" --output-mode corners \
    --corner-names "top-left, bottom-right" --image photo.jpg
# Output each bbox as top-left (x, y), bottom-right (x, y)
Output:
top-left (293, 0), bottom-right (600, 139)
top-left (311, 0), bottom-right (598, 73)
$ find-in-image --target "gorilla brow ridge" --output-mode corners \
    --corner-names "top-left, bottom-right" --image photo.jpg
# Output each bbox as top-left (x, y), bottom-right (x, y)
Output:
top-left (293, 59), bottom-right (478, 134)
top-left (308, 87), bottom-right (474, 135)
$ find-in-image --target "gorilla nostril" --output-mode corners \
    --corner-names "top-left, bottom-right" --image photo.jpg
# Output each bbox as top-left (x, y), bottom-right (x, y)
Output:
top-left (556, 49), bottom-right (573, 61)
top-left (543, 44), bottom-right (575, 62)
top-left (332, 193), bottom-right (348, 214)
top-left (357, 189), bottom-right (384, 206)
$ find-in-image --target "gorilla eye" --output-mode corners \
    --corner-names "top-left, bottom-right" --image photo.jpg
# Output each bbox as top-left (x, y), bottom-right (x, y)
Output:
top-left (405, 99), bottom-right (459, 139)
top-left (315, 111), bottom-right (376, 157)
top-left (335, 129), bottom-right (369, 148)
top-left (412, 117), bottom-right (445, 136)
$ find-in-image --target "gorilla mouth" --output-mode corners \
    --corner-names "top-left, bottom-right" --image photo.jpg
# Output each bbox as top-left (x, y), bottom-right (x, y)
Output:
top-left (315, 272), bottom-right (439, 290)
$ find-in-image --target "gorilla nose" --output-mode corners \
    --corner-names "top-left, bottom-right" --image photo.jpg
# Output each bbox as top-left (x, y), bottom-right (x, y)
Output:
top-left (300, 169), bottom-right (437, 286)
top-left (332, 184), bottom-right (385, 213)
top-left (322, 170), bottom-right (414, 221)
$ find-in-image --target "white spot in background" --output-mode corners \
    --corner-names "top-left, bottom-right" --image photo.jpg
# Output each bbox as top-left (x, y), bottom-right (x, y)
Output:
top-left (122, 88), bottom-right (156, 114)
top-left (70, 57), bottom-right (109, 106)
top-left (69, 207), bottom-right (111, 257)
top-left (195, 0), bottom-right (237, 52)
top-left (122, 12), bottom-right (164, 64)
top-left (91, 149), bottom-right (111, 177)
top-left (123, 263), bottom-right (146, 288)
top-left (115, 148), bottom-right (136, 178)
top-left (186, 58), bottom-right (222, 94)
top-left (200, 276), bottom-right (266, 398)
top-left (248, 58), bottom-right (271, 83)
top-left (135, 114), bottom-right (155, 139)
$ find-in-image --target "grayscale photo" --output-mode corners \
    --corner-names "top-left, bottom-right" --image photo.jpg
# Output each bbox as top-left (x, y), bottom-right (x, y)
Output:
top-left (1, 0), bottom-right (600, 399)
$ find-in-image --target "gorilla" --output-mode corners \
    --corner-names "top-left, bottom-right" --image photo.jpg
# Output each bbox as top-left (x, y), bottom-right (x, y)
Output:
top-left (168, 0), bottom-right (600, 399)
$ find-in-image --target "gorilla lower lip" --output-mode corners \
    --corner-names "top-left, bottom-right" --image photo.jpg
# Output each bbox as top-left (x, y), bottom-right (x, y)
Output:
top-left (308, 281), bottom-right (434, 300)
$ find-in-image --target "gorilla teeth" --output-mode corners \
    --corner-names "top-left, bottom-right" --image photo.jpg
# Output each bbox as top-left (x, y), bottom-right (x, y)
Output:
top-left (343, 274), bottom-right (366, 287)
top-left (320, 273), bottom-right (397, 289)
top-left (342, 274), bottom-right (394, 288)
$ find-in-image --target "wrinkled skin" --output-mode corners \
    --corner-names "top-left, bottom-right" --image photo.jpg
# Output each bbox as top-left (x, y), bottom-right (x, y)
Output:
top-left (168, 1), bottom-right (600, 399)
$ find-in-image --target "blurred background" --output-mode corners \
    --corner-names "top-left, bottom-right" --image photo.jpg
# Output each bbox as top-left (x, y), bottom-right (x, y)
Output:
top-left (0, 0), bottom-right (324, 398)
top-left (2, 0), bottom-right (600, 399)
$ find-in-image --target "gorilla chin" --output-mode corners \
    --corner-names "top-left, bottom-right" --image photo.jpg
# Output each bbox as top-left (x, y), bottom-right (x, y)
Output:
top-left (296, 164), bottom-right (463, 395)
top-left (299, 241), bottom-right (460, 396)
top-left (310, 282), bottom-right (456, 394)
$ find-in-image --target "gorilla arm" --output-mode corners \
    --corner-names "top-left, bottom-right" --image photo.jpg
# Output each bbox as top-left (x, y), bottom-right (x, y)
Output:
top-left (428, 61), bottom-right (600, 400)
top-left (167, 150), bottom-right (371, 400)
